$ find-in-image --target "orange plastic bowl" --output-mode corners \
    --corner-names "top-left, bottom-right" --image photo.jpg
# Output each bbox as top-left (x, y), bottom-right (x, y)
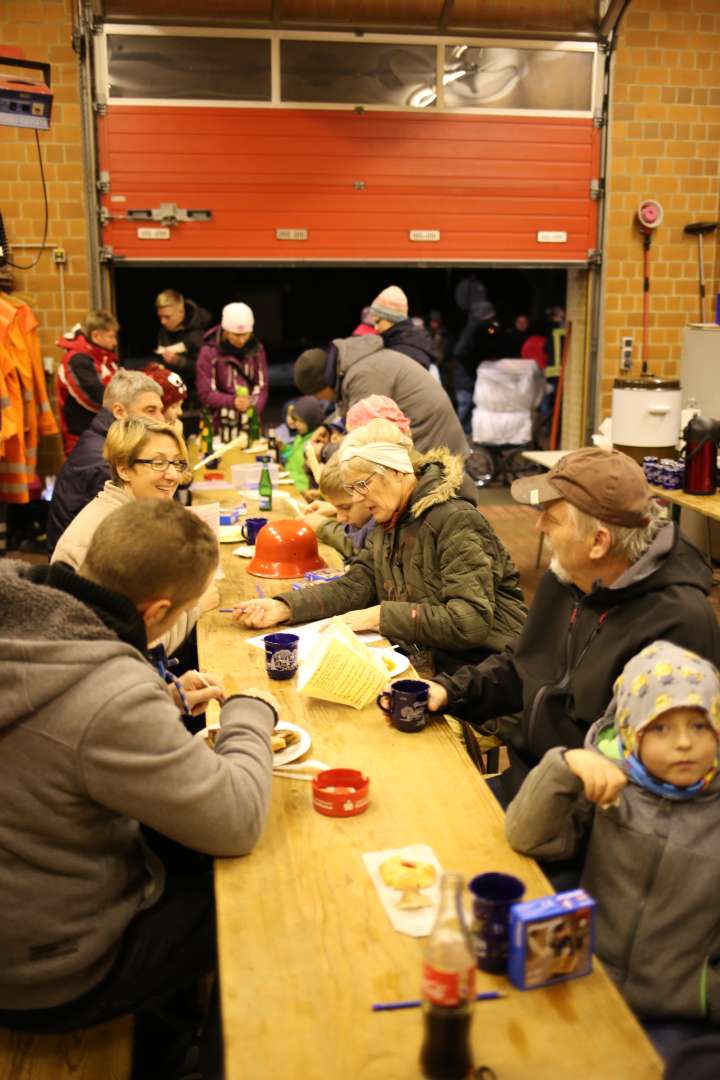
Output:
top-left (247, 519), bottom-right (326, 579)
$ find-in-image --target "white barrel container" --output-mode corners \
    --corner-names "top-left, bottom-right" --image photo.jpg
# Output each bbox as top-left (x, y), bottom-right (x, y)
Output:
top-left (612, 376), bottom-right (682, 463)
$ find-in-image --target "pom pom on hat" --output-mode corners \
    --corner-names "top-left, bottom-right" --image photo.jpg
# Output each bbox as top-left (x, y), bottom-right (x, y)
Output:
top-left (144, 363), bottom-right (187, 407)
top-left (221, 302), bottom-right (254, 334)
top-left (369, 286), bottom-right (408, 324)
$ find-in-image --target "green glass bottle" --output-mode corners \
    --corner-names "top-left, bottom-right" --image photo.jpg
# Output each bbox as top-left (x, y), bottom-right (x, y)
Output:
top-left (258, 454), bottom-right (273, 512)
top-left (248, 406), bottom-right (261, 445)
top-left (200, 410), bottom-right (215, 457)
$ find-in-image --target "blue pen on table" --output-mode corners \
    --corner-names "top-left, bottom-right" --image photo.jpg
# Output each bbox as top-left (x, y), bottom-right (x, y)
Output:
top-left (218, 608), bottom-right (235, 613)
top-left (371, 991), bottom-right (504, 1012)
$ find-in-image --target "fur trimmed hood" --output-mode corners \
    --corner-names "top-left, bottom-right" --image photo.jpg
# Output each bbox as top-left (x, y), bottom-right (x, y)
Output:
top-left (410, 447), bottom-right (467, 518)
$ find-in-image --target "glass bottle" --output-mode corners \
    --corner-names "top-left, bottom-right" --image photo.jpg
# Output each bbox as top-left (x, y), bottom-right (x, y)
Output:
top-left (420, 872), bottom-right (475, 1080)
top-left (200, 410), bottom-right (215, 457)
top-left (248, 405), bottom-right (261, 445)
top-left (258, 455), bottom-right (273, 512)
top-left (267, 427), bottom-right (281, 465)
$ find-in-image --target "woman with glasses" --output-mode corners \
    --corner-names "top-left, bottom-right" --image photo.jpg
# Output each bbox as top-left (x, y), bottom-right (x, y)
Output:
top-left (235, 418), bottom-right (527, 675)
top-left (51, 418), bottom-right (212, 652)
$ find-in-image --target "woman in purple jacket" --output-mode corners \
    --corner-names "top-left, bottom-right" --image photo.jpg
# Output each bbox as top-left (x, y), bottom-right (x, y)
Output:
top-left (196, 302), bottom-right (269, 429)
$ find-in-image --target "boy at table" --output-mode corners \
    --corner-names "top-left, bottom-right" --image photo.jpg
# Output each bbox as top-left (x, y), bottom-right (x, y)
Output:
top-left (0, 499), bottom-right (279, 1077)
top-left (302, 456), bottom-right (376, 560)
top-left (506, 641), bottom-right (720, 1049)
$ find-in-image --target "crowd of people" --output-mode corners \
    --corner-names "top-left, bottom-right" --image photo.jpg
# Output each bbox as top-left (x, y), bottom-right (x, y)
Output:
top-left (1, 281), bottom-right (719, 1079)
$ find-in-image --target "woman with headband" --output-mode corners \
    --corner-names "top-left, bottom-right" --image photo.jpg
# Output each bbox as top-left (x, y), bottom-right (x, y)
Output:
top-left (235, 418), bottom-right (526, 675)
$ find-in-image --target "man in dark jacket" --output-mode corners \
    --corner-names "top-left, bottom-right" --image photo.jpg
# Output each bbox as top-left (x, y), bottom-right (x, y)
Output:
top-left (425, 448), bottom-right (720, 802)
top-left (47, 370), bottom-right (164, 553)
top-left (368, 285), bottom-right (435, 370)
top-left (155, 288), bottom-right (212, 399)
top-left (294, 334), bottom-right (468, 458)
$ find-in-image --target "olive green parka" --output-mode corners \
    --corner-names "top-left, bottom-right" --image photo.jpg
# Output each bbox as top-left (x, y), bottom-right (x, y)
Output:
top-left (278, 449), bottom-right (527, 671)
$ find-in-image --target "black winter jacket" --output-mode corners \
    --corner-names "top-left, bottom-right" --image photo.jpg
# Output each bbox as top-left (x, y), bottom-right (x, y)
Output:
top-left (436, 522), bottom-right (720, 797)
top-left (380, 320), bottom-right (435, 370)
top-left (157, 300), bottom-right (212, 373)
top-left (47, 410), bottom-right (113, 554)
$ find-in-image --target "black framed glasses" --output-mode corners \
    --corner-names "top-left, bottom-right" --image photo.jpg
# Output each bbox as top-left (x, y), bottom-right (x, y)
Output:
top-left (132, 457), bottom-right (188, 473)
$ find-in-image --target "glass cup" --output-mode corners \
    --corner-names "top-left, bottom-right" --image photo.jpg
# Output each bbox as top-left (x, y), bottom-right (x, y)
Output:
top-left (264, 632), bottom-right (299, 680)
top-left (241, 517), bottom-right (268, 544)
top-left (469, 872), bottom-right (526, 974)
top-left (376, 678), bottom-right (429, 732)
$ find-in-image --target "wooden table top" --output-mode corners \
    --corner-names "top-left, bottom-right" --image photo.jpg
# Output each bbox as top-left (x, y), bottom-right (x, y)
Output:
top-left (194, 450), bottom-right (662, 1080)
top-left (649, 484), bottom-right (720, 522)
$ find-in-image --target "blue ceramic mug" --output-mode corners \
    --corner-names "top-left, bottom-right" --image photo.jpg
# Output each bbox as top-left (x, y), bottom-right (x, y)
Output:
top-left (264, 632), bottom-right (299, 680)
top-left (469, 872), bottom-right (526, 973)
top-left (241, 516), bottom-right (268, 544)
top-left (376, 679), bottom-right (429, 733)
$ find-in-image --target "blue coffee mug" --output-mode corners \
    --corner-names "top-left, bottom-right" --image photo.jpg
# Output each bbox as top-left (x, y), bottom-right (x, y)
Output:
top-left (242, 517), bottom-right (268, 544)
top-left (376, 678), bottom-right (429, 733)
top-left (264, 632), bottom-right (299, 681)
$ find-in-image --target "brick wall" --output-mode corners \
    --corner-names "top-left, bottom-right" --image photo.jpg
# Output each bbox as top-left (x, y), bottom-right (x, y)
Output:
top-left (601, 0), bottom-right (720, 419)
top-left (1, 0), bottom-right (91, 365)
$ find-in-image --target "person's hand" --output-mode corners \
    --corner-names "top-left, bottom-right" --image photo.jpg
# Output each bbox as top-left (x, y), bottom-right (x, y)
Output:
top-left (234, 395), bottom-right (251, 413)
top-left (425, 680), bottom-right (449, 713)
top-left (339, 605), bottom-right (381, 633)
top-left (159, 347), bottom-right (175, 364)
top-left (199, 583), bottom-right (220, 613)
top-left (564, 749), bottom-right (627, 807)
top-left (171, 670), bottom-right (226, 716)
top-left (304, 499), bottom-right (337, 518)
top-left (240, 686), bottom-right (281, 723)
top-left (233, 598), bottom-right (290, 628)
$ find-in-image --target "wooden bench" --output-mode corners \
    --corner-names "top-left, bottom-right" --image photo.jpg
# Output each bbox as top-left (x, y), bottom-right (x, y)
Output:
top-left (0, 1015), bottom-right (132, 1080)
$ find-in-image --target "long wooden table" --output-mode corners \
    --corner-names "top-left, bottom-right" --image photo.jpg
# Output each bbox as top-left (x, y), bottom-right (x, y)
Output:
top-left (195, 450), bottom-right (662, 1080)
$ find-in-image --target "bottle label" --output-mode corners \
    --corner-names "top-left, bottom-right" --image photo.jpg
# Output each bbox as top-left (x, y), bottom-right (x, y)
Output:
top-left (422, 962), bottom-right (476, 1007)
top-left (259, 496), bottom-right (272, 511)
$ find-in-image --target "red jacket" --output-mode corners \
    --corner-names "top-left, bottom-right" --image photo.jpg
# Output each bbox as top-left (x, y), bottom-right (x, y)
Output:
top-left (56, 329), bottom-right (118, 453)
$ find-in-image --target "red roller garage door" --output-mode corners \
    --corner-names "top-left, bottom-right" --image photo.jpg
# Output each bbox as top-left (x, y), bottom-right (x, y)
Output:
top-left (98, 106), bottom-right (599, 264)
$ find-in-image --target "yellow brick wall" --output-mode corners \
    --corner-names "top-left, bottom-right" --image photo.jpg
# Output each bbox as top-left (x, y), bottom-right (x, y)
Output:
top-left (601, 0), bottom-right (720, 420)
top-left (1, 0), bottom-right (91, 364)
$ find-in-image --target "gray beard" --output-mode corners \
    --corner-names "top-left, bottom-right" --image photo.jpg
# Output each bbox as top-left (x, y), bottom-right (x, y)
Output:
top-left (549, 554), bottom-right (573, 585)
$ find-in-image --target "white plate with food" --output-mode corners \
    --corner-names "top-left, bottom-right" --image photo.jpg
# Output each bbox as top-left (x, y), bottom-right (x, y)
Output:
top-left (375, 648), bottom-right (410, 678)
top-left (219, 525), bottom-right (246, 544)
top-left (232, 544), bottom-right (255, 558)
top-left (272, 720), bottom-right (311, 768)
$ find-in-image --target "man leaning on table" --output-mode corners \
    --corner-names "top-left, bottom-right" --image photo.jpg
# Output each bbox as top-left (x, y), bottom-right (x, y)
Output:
top-left (424, 448), bottom-right (720, 804)
top-left (0, 499), bottom-right (278, 1077)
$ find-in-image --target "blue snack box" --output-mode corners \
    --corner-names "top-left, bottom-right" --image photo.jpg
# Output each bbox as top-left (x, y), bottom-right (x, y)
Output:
top-left (219, 505), bottom-right (245, 526)
top-left (508, 889), bottom-right (596, 990)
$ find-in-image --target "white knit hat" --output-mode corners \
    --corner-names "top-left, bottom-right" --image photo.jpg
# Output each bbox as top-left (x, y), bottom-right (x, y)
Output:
top-left (221, 302), bottom-right (254, 334)
top-left (369, 286), bottom-right (408, 324)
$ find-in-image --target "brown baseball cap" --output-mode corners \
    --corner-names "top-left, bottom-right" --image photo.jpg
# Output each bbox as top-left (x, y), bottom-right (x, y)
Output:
top-left (511, 448), bottom-right (651, 527)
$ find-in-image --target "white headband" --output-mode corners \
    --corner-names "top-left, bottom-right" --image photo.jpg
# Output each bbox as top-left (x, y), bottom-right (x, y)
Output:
top-left (338, 441), bottom-right (414, 474)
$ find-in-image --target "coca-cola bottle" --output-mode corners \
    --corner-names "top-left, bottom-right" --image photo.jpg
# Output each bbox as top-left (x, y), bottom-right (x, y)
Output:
top-left (420, 872), bottom-right (475, 1080)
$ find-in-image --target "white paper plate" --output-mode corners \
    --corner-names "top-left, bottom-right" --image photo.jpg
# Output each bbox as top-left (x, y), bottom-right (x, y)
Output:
top-left (273, 720), bottom-right (311, 768)
top-left (375, 648), bottom-right (410, 678)
top-left (219, 525), bottom-right (246, 544)
top-left (232, 544), bottom-right (255, 558)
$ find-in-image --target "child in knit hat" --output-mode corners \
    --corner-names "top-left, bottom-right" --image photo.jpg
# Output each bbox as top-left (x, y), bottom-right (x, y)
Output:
top-left (506, 640), bottom-right (720, 1026)
top-left (279, 395), bottom-right (327, 492)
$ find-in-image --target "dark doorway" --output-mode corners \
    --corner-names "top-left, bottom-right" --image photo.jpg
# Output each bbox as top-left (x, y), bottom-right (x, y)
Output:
top-left (114, 263), bottom-right (566, 391)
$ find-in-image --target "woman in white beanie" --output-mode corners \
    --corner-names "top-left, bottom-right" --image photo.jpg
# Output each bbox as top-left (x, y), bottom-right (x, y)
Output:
top-left (196, 301), bottom-right (268, 430)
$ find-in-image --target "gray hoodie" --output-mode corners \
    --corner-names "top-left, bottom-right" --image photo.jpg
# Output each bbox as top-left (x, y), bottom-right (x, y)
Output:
top-left (0, 560), bottom-right (274, 1010)
top-left (334, 335), bottom-right (468, 457)
top-left (505, 708), bottom-right (720, 1020)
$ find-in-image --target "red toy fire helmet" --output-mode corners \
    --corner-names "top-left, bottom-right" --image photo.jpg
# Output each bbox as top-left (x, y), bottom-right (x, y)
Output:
top-left (247, 519), bottom-right (326, 579)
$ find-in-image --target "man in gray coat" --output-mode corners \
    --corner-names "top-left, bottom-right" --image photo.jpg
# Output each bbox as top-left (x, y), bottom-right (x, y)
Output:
top-left (0, 499), bottom-right (277, 1075)
top-left (294, 334), bottom-right (468, 457)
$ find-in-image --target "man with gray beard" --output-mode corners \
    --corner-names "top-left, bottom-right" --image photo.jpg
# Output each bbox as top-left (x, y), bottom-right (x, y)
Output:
top-left (424, 448), bottom-right (720, 804)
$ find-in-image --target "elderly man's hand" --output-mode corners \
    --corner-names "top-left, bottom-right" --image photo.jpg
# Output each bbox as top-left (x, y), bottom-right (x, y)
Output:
top-left (425, 680), bottom-right (449, 713)
top-left (564, 749), bottom-right (627, 808)
top-left (233, 598), bottom-right (290, 629)
top-left (339, 606), bottom-right (381, 633)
